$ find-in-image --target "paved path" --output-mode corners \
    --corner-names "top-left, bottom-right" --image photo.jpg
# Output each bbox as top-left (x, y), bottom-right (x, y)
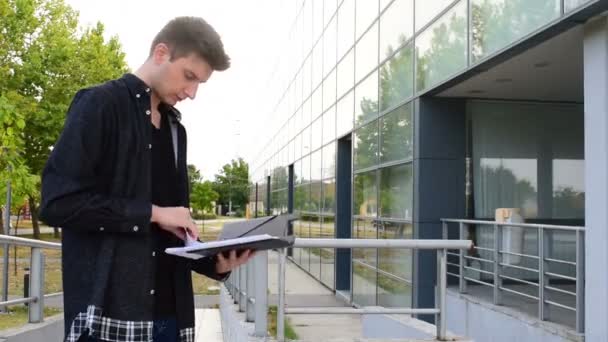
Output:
top-left (195, 309), bottom-right (223, 342)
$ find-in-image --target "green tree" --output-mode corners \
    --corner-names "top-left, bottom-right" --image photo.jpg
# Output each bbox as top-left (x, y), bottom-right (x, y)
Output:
top-left (190, 180), bottom-right (219, 215)
top-left (0, 0), bottom-right (128, 238)
top-left (187, 164), bottom-right (202, 193)
top-left (213, 158), bottom-right (250, 216)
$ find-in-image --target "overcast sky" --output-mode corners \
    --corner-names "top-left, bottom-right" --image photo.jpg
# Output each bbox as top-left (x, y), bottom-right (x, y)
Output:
top-left (64, 0), bottom-right (292, 180)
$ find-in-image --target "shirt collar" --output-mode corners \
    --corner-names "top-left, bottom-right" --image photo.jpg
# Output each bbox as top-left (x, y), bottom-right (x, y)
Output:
top-left (123, 73), bottom-right (151, 99)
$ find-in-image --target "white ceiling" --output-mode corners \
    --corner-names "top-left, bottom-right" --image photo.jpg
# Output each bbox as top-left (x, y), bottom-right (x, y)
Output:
top-left (439, 25), bottom-right (584, 102)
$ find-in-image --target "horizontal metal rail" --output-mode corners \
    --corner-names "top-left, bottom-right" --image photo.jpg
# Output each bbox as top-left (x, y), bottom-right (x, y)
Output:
top-left (285, 307), bottom-right (440, 315)
top-left (441, 218), bottom-right (585, 334)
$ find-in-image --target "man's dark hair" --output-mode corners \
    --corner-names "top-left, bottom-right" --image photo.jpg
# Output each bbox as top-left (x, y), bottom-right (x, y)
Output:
top-left (151, 16), bottom-right (230, 71)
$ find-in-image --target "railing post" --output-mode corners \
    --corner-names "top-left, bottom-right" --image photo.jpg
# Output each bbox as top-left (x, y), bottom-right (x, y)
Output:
top-left (278, 248), bottom-right (287, 342)
top-left (576, 230), bottom-right (585, 334)
top-left (459, 223), bottom-right (467, 293)
top-left (239, 264), bottom-right (247, 312)
top-left (254, 251), bottom-right (268, 337)
top-left (436, 248), bottom-right (447, 340)
top-left (233, 265), bottom-right (240, 304)
top-left (29, 247), bottom-right (44, 323)
top-left (493, 224), bottom-right (502, 305)
top-left (246, 256), bottom-right (255, 322)
top-left (538, 227), bottom-right (548, 321)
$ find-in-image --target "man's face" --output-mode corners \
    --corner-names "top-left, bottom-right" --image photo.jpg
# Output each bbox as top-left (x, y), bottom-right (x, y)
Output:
top-left (151, 44), bottom-right (214, 106)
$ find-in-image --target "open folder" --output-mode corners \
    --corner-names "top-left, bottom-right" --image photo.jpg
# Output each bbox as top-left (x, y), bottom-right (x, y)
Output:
top-left (165, 215), bottom-right (296, 260)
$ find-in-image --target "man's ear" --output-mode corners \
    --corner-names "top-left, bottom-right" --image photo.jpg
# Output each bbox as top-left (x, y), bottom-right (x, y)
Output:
top-left (151, 43), bottom-right (171, 65)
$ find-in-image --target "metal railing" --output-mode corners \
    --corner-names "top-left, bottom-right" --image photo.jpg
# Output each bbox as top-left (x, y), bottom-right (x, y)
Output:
top-left (225, 238), bottom-right (472, 341)
top-left (0, 234), bottom-right (62, 323)
top-left (441, 218), bottom-right (585, 334)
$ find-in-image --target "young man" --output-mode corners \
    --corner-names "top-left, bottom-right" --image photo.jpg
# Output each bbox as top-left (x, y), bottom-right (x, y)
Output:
top-left (39, 17), bottom-right (253, 342)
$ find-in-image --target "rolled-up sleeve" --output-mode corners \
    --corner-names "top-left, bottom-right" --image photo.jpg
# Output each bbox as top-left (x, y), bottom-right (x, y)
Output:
top-left (39, 88), bottom-right (151, 234)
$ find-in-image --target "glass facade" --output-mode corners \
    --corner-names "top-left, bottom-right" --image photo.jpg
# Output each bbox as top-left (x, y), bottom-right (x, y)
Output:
top-left (249, 0), bottom-right (592, 308)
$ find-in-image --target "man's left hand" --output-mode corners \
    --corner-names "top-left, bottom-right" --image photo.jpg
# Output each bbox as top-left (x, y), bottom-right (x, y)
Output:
top-left (215, 249), bottom-right (256, 274)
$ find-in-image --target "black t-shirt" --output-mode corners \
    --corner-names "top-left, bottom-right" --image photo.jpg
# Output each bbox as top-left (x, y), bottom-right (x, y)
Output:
top-left (151, 111), bottom-right (180, 318)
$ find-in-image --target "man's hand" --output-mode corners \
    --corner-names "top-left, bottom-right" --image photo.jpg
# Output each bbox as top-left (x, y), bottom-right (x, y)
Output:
top-left (151, 205), bottom-right (199, 241)
top-left (215, 249), bottom-right (256, 274)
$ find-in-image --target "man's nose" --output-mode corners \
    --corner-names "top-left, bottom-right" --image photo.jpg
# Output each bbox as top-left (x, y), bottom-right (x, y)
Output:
top-left (185, 83), bottom-right (198, 100)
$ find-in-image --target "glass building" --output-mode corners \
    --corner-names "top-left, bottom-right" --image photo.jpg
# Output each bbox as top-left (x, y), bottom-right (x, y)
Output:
top-left (247, 1), bottom-right (608, 341)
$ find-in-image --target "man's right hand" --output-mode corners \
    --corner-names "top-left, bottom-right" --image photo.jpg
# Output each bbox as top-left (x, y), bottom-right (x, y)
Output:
top-left (151, 205), bottom-right (199, 241)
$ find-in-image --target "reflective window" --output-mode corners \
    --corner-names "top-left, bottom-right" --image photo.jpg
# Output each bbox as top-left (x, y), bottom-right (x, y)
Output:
top-left (338, 0), bottom-right (356, 60)
top-left (415, 0), bottom-right (455, 32)
top-left (311, 116), bottom-right (323, 152)
top-left (301, 154), bottom-right (311, 184)
top-left (380, 102), bottom-right (413, 163)
top-left (565, 0), bottom-right (592, 12)
top-left (302, 125), bottom-right (311, 157)
top-left (313, 0), bottom-right (324, 42)
top-left (354, 119), bottom-right (379, 171)
top-left (379, 164), bottom-right (413, 220)
top-left (312, 86), bottom-right (323, 121)
top-left (323, 69), bottom-right (337, 112)
top-left (337, 91), bottom-right (354, 138)
top-left (312, 41), bottom-right (323, 89)
top-left (322, 179), bottom-right (336, 213)
top-left (324, 0), bottom-right (338, 27)
top-left (302, 57), bottom-right (312, 101)
top-left (337, 48), bottom-right (355, 98)
top-left (377, 274), bottom-right (411, 308)
top-left (471, 0), bottom-right (560, 62)
top-left (355, 70), bottom-right (379, 126)
top-left (415, 0), bottom-right (467, 92)
top-left (324, 17), bottom-right (338, 75)
top-left (355, 22), bottom-right (379, 83)
top-left (323, 106), bottom-right (336, 145)
top-left (354, 170), bottom-right (378, 216)
top-left (379, 44), bottom-right (414, 111)
top-left (356, 0), bottom-right (379, 38)
top-left (322, 142), bottom-right (336, 180)
top-left (353, 262), bottom-right (377, 306)
top-left (311, 148), bottom-right (322, 182)
top-left (379, 0), bottom-right (414, 59)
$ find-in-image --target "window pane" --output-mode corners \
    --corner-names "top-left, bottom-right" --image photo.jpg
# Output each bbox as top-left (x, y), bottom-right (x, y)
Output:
top-left (354, 171), bottom-right (378, 217)
top-left (302, 125), bottom-right (311, 157)
top-left (323, 70), bottom-right (337, 112)
top-left (294, 184), bottom-right (305, 210)
top-left (310, 215), bottom-right (322, 279)
top-left (302, 154), bottom-right (311, 184)
top-left (355, 22), bottom-right (379, 82)
top-left (355, 70), bottom-right (379, 126)
top-left (377, 275), bottom-right (411, 308)
top-left (565, 0), bottom-right (592, 12)
top-left (312, 42), bottom-right (323, 89)
top-left (338, 0), bottom-right (356, 60)
top-left (337, 48), bottom-right (355, 98)
top-left (322, 142), bottom-right (336, 179)
top-left (378, 221), bottom-right (413, 281)
top-left (324, 0), bottom-right (338, 27)
top-left (320, 246), bottom-right (335, 289)
top-left (353, 262), bottom-right (377, 306)
top-left (311, 116), bottom-right (323, 152)
top-left (379, 164), bottom-right (413, 220)
top-left (415, 0), bottom-right (455, 32)
top-left (380, 102), bottom-right (413, 163)
top-left (311, 149), bottom-right (322, 182)
top-left (380, 0), bottom-right (414, 59)
top-left (353, 218), bottom-right (378, 262)
top-left (303, 57), bottom-right (312, 101)
top-left (323, 179), bottom-right (336, 214)
top-left (313, 0), bottom-right (324, 43)
top-left (324, 17), bottom-right (338, 75)
top-left (354, 120), bottom-right (379, 171)
top-left (471, 0), bottom-right (560, 62)
top-left (379, 44), bottom-right (414, 111)
top-left (356, 0), bottom-right (379, 38)
top-left (337, 91), bottom-right (354, 138)
top-left (312, 85), bottom-right (323, 121)
top-left (415, 0), bottom-right (467, 93)
top-left (323, 106), bottom-right (336, 145)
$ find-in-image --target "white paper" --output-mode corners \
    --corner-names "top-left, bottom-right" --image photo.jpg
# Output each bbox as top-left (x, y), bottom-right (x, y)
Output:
top-left (165, 234), bottom-right (276, 260)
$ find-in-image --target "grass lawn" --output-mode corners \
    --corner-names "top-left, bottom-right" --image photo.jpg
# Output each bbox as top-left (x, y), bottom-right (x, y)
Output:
top-left (0, 306), bottom-right (63, 330)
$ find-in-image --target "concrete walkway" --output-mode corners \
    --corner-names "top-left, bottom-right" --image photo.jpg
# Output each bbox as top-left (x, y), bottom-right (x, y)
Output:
top-left (195, 309), bottom-right (223, 342)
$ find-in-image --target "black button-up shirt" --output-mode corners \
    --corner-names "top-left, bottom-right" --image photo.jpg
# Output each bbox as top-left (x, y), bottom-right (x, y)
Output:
top-left (40, 73), bottom-right (225, 342)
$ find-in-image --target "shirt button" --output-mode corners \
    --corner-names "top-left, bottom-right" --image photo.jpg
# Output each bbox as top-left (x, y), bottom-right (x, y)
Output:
top-left (148, 144), bottom-right (152, 149)
top-left (150, 289), bottom-right (155, 295)
top-left (99, 227), bottom-right (104, 231)
top-left (145, 88), bottom-right (151, 93)
top-left (133, 226), bottom-right (139, 232)
top-left (146, 110), bottom-right (151, 115)
top-left (152, 251), bottom-right (156, 257)
top-left (136, 94), bottom-right (141, 98)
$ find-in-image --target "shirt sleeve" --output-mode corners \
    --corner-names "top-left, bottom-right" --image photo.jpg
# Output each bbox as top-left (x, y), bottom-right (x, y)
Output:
top-left (190, 255), bottom-right (231, 282)
top-left (39, 88), bottom-right (152, 234)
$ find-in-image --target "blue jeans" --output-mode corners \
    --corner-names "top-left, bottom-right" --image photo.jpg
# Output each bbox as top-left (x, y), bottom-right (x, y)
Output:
top-left (76, 318), bottom-right (178, 342)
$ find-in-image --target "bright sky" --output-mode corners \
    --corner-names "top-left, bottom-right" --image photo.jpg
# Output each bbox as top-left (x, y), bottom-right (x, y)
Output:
top-left (64, 0), bottom-right (293, 180)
